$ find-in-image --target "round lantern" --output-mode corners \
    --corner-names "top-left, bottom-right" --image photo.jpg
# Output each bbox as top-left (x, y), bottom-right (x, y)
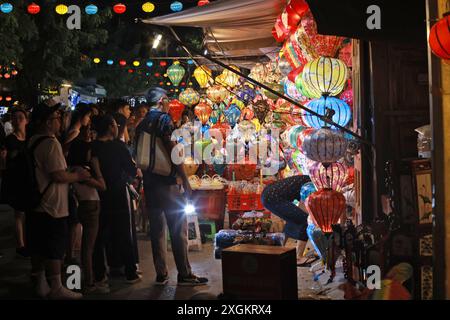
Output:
top-left (306, 189), bottom-right (346, 233)
top-left (113, 3), bottom-right (127, 14)
top-left (222, 65), bottom-right (240, 88)
top-left (303, 96), bottom-right (351, 129)
top-left (170, 1), bottom-right (183, 12)
top-left (198, 0), bottom-right (210, 6)
top-left (133, 61), bottom-right (140, 67)
top-left (224, 104), bottom-right (241, 128)
top-left (309, 162), bottom-right (348, 192)
top-left (249, 63), bottom-right (268, 83)
top-left (194, 65), bottom-right (212, 88)
top-left (11, 70), bottom-right (18, 76)
top-left (302, 57), bottom-right (348, 98)
top-left (179, 88), bottom-right (200, 107)
top-left (284, 78), bottom-right (308, 103)
top-left (195, 102), bottom-right (213, 125)
top-left (119, 60), bottom-right (126, 66)
top-left (160, 61), bottom-right (167, 67)
top-left (27, 3), bottom-right (40, 14)
top-left (167, 61), bottom-right (185, 86)
top-left (146, 61), bottom-right (153, 68)
top-left (105, 59), bottom-right (113, 65)
top-left (295, 73), bottom-right (316, 99)
top-left (300, 182), bottom-right (317, 202)
top-left (302, 127), bottom-right (348, 164)
top-left (85, 4), bottom-right (98, 15)
top-left (0, 3), bottom-right (13, 13)
top-left (168, 100), bottom-right (185, 123)
top-left (55, 4), bottom-right (68, 15)
top-left (263, 82), bottom-right (284, 100)
top-left (4, 73), bottom-right (10, 79)
top-left (429, 13), bottom-right (450, 60)
top-left (93, 58), bottom-right (101, 64)
top-left (142, 2), bottom-right (155, 13)
top-left (207, 85), bottom-right (228, 103)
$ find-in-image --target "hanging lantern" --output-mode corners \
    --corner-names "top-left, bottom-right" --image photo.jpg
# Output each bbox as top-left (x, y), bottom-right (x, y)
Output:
top-left (11, 70), bottom-right (18, 76)
top-left (168, 100), bottom-right (185, 123)
top-left (4, 74), bottom-right (10, 79)
top-left (198, 0), bottom-right (210, 6)
top-left (292, 149), bottom-right (310, 175)
top-left (215, 74), bottom-right (228, 87)
top-left (207, 85), bottom-right (228, 103)
top-left (179, 88), bottom-right (200, 107)
top-left (194, 65), bottom-right (212, 88)
top-left (160, 61), bottom-right (167, 67)
top-left (249, 63), bottom-right (268, 83)
top-left (237, 86), bottom-right (256, 104)
top-left (263, 82), bottom-right (284, 100)
top-left (300, 182), bottom-right (317, 202)
top-left (278, 56), bottom-right (293, 77)
top-left (170, 1), bottom-right (183, 12)
top-left (27, 3), bottom-right (40, 14)
top-left (167, 61), bottom-right (186, 86)
top-left (93, 58), bottom-right (101, 64)
top-left (133, 61), bottom-right (140, 67)
top-left (222, 65), bottom-right (240, 88)
top-left (146, 61), bottom-right (153, 67)
top-left (113, 3), bottom-right (127, 14)
top-left (194, 102), bottom-right (213, 125)
top-left (85, 4), bottom-right (98, 15)
top-left (302, 57), bottom-right (348, 98)
top-left (212, 122), bottom-right (231, 140)
top-left (301, 127), bottom-right (348, 165)
top-left (295, 73), bottom-right (316, 99)
top-left (55, 4), bottom-right (68, 15)
top-left (142, 2), bottom-right (155, 13)
top-left (240, 107), bottom-right (255, 121)
top-left (288, 66), bottom-right (304, 83)
top-left (224, 104), bottom-right (241, 128)
top-left (429, 13), bottom-right (450, 60)
top-left (0, 3), bottom-right (13, 13)
top-left (129, 69), bottom-right (134, 74)
top-left (303, 96), bottom-right (352, 129)
top-left (105, 60), bottom-right (113, 65)
top-left (154, 72), bottom-right (160, 77)
top-left (340, 80), bottom-right (353, 109)
top-left (287, 125), bottom-right (306, 148)
top-left (252, 100), bottom-right (270, 124)
top-left (119, 60), bottom-right (126, 66)
top-left (238, 120), bottom-right (256, 142)
top-left (283, 78), bottom-right (308, 103)
top-left (309, 162), bottom-right (348, 192)
top-left (306, 189), bottom-right (346, 233)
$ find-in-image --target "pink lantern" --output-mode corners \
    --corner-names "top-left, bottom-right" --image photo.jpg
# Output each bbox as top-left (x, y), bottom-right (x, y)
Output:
top-left (309, 162), bottom-right (349, 192)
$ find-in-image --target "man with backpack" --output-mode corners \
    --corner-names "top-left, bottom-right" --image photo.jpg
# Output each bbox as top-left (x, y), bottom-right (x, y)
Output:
top-left (26, 103), bottom-right (90, 299)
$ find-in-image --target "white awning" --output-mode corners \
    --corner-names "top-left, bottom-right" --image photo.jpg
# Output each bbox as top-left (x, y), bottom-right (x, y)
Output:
top-left (142, 0), bottom-right (285, 68)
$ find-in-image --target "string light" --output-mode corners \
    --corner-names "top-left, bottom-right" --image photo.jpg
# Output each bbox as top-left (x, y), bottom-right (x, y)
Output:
top-left (113, 3), bottom-right (127, 14)
top-left (133, 61), bottom-right (140, 67)
top-left (27, 3), bottom-right (40, 15)
top-left (107, 59), bottom-right (114, 65)
top-left (142, 2), bottom-right (155, 13)
top-left (85, 4), bottom-right (98, 15)
top-left (55, 4), bottom-right (69, 15)
top-left (93, 58), bottom-right (101, 64)
top-left (0, 3), bottom-right (13, 14)
top-left (170, 1), bottom-right (183, 12)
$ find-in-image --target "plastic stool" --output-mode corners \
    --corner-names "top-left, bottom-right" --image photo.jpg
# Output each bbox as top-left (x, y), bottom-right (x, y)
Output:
top-left (186, 214), bottom-right (202, 251)
top-left (199, 220), bottom-right (217, 241)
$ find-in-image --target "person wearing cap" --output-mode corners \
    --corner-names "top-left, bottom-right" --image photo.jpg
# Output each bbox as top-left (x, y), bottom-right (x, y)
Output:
top-left (135, 87), bottom-right (208, 286)
top-left (26, 103), bottom-right (91, 300)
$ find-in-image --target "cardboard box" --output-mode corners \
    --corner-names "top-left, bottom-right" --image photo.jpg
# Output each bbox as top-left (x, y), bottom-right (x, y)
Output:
top-left (221, 244), bottom-right (297, 300)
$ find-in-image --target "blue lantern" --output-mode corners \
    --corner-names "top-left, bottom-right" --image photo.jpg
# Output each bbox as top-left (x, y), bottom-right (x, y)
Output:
top-left (224, 104), bottom-right (241, 128)
top-left (0, 3), bottom-right (13, 13)
top-left (237, 87), bottom-right (256, 104)
top-left (300, 182), bottom-right (317, 202)
top-left (107, 59), bottom-right (114, 65)
top-left (187, 59), bottom-right (195, 65)
top-left (303, 96), bottom-right (351, 129)
top-left (307, 224), bottom-right (327, 261)
top-left (170, 1), bottom-right (183, 12)
top-left (85, 4), bottom-right (98, 15)
top-left (146, 61), bottom-right (153, 67)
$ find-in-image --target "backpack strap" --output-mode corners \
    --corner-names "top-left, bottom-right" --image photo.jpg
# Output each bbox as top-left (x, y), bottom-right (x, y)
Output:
top-left (29, 136), bottom-right (55, 198)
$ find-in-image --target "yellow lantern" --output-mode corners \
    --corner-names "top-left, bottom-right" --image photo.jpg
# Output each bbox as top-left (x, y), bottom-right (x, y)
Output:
top-left (55, 4), bottom-right (68, 15)
top-left (194, 65), bottom-right (212, 88)
top-left (222, 65), bottom-right (240, 88)
top-left (142, 2), bottom-right (155, 13)
top-left (207, 85), bottom-right (228, 103)
top-left (215, 74), bottom-right (227, 87)
top-left (302, 57), bottom-right (348, 98)
top-left (93, 58), bottom-right (101, 64)
top-left (251, 118), bottom-right (261, 132)
top-left (249, 63), bottom-right (268, 83)
top-left (231, 98), bottom-right (245, 110)
top-left (133, 61), bottom-right (140, 67)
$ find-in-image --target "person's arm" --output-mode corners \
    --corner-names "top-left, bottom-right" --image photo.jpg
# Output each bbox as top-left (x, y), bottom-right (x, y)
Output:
top-left (84, 156), bottom-right (107, 191)
top-left (50, 168), bottom-right (90, 184)
top-left (162, 136), bottom-right (192, 198)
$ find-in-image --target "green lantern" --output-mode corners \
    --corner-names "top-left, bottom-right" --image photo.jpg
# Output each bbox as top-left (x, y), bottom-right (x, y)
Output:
top-left (263, 82), bottom-right (284, 100)
top-left (167, 61), bottom-right (186, 86)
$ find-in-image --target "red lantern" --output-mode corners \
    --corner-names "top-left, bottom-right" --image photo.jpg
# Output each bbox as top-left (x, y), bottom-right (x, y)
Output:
top-left (119, 60), bottom-right (126, 66)
top-left (194, 102), bottom-right (213, 125)
top-left (0, 96), bottom-right (2, 101)
top-left (159, 82), bottom-right (164, 85)
top-left (6, 96), bottom-right (12, 101)
top-left (429, 14), bottom-right (450, 60)
top-left (272, 15), bottom-right (290, 42)
top-left (155, 73), bottom-right (160, 77)
top-left (27, 3), bottom-right (40, 14)
top-left (240, 107), bottom-right (255, 121)
top-left (113, 3), bottom-right (127, 14)
top-left (128, 69), bottom-right (134, 73)
top-left (286, 0), bottom-right (309, 30)
top-left (160, 61), bottom-right (167, 67)
top-left (181, 82), bottom-right (186, 86)
top-left (309, 162), bottom-right (348, 192)
top-left (306, 189), bottom-right (346, 233)
top-left (288, 66), bottom-right (304, 83)
top-left (211, 122), bottom-right (231, 141)
top-left (198, 0), bottom-right (209, 6)
top-left (346, 167), bottom-right (354, 186)
top-left (168, 99), bottom-right (185, 123)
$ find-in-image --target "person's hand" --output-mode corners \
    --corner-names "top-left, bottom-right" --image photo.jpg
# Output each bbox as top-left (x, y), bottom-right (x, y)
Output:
top-left (136, 168), bottom-right (143, 178)
top-left (75, 167), bottom-right (91, 182)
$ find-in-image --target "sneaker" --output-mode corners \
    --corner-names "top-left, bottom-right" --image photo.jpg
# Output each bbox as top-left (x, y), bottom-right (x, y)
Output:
top-left (126, 273), bottom-right (142, 284)
top-left (155, 274), bottom-right (169, 285)
top-left (177, 274), bottom-right (209, 286)
top-left (48, 286), bottom-right (83, 300)
top-left (16, 247), bottom-right (30, 258)
top-left (84, 284), bottom-right (110, 295)
top-left (94, 279), bottom-right (111, 294)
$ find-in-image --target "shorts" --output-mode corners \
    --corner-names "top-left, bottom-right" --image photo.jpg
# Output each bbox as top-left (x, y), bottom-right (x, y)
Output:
top-left (25, 211), bottom-right (68, 260)
top-left (68, 189), bottom-right (79, 225)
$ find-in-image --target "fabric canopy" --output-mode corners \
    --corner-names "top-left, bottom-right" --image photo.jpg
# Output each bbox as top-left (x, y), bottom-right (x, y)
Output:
top-left (142, 0), bottom-right (285, 67)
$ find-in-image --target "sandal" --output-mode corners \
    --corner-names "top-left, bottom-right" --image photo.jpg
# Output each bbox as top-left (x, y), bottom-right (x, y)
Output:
top-left (297, 255), bottom-right (320, 267)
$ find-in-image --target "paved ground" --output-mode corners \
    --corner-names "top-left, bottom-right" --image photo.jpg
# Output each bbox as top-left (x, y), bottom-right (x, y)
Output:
top-left (0, 205), bottom-right (344, 300)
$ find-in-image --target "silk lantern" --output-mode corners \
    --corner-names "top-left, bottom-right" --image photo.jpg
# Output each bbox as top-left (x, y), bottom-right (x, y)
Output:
top-left (340, 80), bottom-right (353, 109)
top-left (284, 78), bottom-right (307, 103)
top-left (249, 63), bottom-right (268, 83)
top-left (142, 2), bottom-right (155, 13)
top-left (237, 86), bottom-right (256, 103)
top-left (56, 4), bottom-right (68, 14)
top-left (179, 88), bottom-right (200, 107)
top-left (211, 122), bottom-right (231, 140)
top-left (302, 127), bottom-right (348, 164)
top-left (292, 150), bottom-right (310, 175)
top-left (429, 13), bottom-right (450, 60)
top-left (253, 100), bottom-right (270, 124)
top-left (198, 0), bottom-right (210, 6)
top-left (215, 74), bottom-right (228, 87)
top-left (27, 3), bottom-right (40, 14)
top-left (302, 57), bottom-right (348, 98)
top-left (194, 102), bottom-right (213, 125)
top-left (303, 96), bottom-right (351, 129)
top-left (240, 107), bottom-right (255, 121)
top-left (300, 182), bottom-right (317, 202)
top-left (263, 83), bottom-right (284, 100)
top-left (224, 104), bottom-right (241, 128)
top-left (194, 65), bottom-right (211, 88)
top-left (168, 100), bottom-right (185, 123)
top-left (170, 1), bottom-right (183, 12)
top-left (222, 65), bottom-right (240, 88)
top-left (113, 3), bottom-right (126, 14)
top-left (167, 61), bottom-right (185, 86)
top-left (309, 162), bottom-right (348, 192)
top-left (295, 73), bottom-right (316, 99)
top-left (85, 4), bottom-right (98, 15)
top-left (306, 189), bottom-right (346, 233)
top-left (207, 85), bottom-right (228, 103)
top-left (278, 56), bottom-right (293, 77)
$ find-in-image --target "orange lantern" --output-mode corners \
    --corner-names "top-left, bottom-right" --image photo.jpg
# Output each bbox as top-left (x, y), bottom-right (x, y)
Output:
top-left (207, 85), bottom-right (228, 103)
top-left (194, 102), bottom-right (213, 125)
top-left (306, 189), bottom-right (346, 233)
top-left (429, 13), bottom-right (450, 60)
top-left (168, 99), bottom-right (185, 123)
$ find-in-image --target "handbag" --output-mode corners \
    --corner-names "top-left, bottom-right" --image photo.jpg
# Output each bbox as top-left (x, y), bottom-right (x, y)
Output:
top-left (136, 113), bottom-right (175, 177)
